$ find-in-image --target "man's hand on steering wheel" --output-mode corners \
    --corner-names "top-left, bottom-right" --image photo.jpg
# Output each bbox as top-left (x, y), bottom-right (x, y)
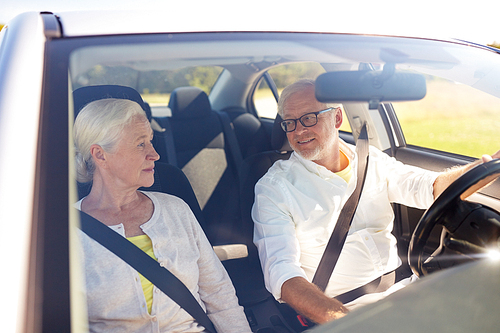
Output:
top-left (409, 158), bottom-right (500, 277)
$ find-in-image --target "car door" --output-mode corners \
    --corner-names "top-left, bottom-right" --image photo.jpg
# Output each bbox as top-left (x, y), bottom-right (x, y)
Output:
top-left (386, 75), bottom-right (500, 260)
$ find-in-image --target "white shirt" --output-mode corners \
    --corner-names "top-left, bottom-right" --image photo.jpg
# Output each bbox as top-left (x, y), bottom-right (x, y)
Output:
top-left (252, 142), bottom-right (439, 308)
top-left (76, 191), bottom-right (251, 333)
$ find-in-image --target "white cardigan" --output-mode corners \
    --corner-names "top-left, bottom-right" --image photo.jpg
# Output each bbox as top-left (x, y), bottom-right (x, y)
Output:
top-left (76, 191), bottom-right (251, 333)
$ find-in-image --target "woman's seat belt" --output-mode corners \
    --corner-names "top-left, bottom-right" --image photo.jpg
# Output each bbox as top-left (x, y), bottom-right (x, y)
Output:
top-left (78, 210), bottom-right (217, 333)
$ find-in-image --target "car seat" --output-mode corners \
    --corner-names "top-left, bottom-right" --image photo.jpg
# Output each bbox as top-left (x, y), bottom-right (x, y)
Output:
top-left (72, 85), bottom-right (205, 227)
top-left (73, 84), bottom-right (178, 166)
top-left (236, 115), bottom-right (313, 333)
top-left (165, 87), bottom-right (244, 246)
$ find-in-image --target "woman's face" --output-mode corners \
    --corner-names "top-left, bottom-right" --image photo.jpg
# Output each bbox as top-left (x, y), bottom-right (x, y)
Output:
top-left (104, 116), bottom-right (159, 191)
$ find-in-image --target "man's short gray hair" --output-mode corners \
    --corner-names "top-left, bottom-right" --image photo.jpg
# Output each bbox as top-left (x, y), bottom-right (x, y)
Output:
top-left (277, 78), bottom-right (341, 117)
top-left (278, 79), bottom-right (315, 117)
top-left (73, 98), bottom-right (147, 183)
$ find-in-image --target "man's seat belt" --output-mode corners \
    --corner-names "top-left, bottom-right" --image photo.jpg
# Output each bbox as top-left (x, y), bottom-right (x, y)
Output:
top-left (78, 210), bottom-right (217, 333)
top-left (312, 123), bottom-right (370, 292)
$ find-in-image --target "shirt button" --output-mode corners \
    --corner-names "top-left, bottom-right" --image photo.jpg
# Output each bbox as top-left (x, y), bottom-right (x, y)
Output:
top-left (152, 317), bottom-right (157, 322)
top-left (160, 262), bottom-right (166, 267)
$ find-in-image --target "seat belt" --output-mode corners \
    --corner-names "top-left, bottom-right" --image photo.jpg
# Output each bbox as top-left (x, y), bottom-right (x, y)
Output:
top-left (334, 270), bottom-right (396, 304)
top-left (312, 123), bottom-right (369, 292)
top-left (77, 210), bottom-right (217, 333)
top-left (215, 110), bottom-right (243, 175)
top-left (153, 117), bottom-right (178, 167)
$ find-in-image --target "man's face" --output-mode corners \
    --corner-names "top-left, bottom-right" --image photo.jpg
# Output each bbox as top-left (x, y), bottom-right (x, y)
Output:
top-left (282, 87), bottom-right (341, 169)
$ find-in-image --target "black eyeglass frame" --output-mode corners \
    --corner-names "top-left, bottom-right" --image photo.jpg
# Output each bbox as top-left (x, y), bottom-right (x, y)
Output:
top-left (280, 107), bottom-right (336, 133)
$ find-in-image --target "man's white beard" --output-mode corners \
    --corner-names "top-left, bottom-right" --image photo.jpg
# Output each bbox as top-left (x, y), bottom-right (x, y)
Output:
top-left (295, 145), bottom-right (323, 162)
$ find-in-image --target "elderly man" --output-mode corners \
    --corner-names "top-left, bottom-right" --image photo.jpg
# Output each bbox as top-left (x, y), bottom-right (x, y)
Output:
top-left (252, 79), bottom-right (499, 324)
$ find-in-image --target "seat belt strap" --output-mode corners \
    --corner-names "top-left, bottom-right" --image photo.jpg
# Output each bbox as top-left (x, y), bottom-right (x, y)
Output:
top-left (216, 110), bottom-right (243, 175)
top-left (77, 210), bottom-right (217, 333)
top-left (334, 270), bottom-right (396, 304)
top-left (154, 117), bottom-right (178, 167)
top-left (312, 123), bottom-right (369, 292)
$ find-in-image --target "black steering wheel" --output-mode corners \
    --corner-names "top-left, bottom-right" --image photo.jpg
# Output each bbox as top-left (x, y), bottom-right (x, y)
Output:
top-left (409, 159), bottom-right (500, 277)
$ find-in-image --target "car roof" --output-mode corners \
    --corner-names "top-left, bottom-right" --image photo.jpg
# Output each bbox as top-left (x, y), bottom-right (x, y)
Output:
top-left (50, 10), bottom-right (446, 40)
top-left (54, 10), bottom-right (336, 36)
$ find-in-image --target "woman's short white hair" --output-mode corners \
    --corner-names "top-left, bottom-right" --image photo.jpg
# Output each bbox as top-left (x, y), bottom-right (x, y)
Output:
top-left (73, 98), bottom-right (147, 183)
top-left (277, 78), bottom-right (342, 117)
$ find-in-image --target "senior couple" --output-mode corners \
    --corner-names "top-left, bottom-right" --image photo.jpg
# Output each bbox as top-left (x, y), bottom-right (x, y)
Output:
top-left (74, 79), bottom-right (499, 332)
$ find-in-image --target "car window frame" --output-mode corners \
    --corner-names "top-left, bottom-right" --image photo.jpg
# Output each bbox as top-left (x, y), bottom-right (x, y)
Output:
top-left (33, 36), bottom-right (72, 332)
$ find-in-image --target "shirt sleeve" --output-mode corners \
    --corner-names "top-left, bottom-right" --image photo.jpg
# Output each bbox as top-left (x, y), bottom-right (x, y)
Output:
top-left (252, 175), bottom-right (308, 301)
top-left (371, 147), bottom-right (439, 208)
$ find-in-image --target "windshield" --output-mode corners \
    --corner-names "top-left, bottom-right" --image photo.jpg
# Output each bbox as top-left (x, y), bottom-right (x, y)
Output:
top-left (69, 34), bottom-right (500, 158)
top-left (64, 31), bottom-right (500, 333)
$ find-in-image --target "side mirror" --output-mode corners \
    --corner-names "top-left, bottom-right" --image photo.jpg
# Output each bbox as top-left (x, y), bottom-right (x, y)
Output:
top-left (315, 66), bottom-right (426, 109)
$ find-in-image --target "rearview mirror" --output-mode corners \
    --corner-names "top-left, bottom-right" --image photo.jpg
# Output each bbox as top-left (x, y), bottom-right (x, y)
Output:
top-left (315, 68), bottom-right (426, 109)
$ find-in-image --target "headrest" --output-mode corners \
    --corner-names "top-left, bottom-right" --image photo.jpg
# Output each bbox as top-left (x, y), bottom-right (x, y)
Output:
top-left (73, 85), bottom-right (151, 120)
top-left (271, 113), bottom-right (292, 152)
top-left (169, 87), bottom-right (212, 120)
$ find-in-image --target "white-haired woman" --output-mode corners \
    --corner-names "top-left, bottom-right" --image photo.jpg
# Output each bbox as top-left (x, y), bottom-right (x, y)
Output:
top-left (74, 98), bottom-right (251, 333)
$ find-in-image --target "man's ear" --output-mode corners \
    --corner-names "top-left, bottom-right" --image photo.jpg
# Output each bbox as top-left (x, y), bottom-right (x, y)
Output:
top-left (335, 107), bottom-right (343, 129)
top-left (90, 144), bottom-right (107, 168)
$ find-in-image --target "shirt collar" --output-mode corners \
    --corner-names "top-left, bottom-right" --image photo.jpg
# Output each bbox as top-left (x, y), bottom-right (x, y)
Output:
top-left (291, 139), bottom-right (356, 179)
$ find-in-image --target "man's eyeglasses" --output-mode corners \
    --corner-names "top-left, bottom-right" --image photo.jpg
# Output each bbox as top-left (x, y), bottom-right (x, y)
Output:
top-left (280, 107), bottom-right (335, 133)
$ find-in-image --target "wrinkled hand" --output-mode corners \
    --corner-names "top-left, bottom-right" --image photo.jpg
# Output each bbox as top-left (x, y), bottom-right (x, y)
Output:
top-left (482, 150), bottom-right (500, 163)
top-left (435, 150), bottom-right (500, 199)
top-left (459, 149), bottom-right (500, 199)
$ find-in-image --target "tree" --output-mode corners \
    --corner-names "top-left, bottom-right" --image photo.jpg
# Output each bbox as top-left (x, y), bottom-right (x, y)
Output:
top-left (263, 62), bottom-right (325, 90)
top-left (488, 42), bottom-right (500, 50)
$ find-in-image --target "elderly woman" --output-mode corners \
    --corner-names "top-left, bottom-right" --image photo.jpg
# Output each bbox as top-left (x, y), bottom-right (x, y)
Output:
top-left (73, 98), bottom-right (251, 333)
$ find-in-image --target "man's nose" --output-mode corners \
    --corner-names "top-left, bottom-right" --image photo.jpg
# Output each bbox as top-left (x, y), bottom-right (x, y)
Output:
top-left (294, 120), bottom-right (308, 134)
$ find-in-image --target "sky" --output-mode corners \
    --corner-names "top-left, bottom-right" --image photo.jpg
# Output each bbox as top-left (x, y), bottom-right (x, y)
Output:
top-left (1, 0), bottom-right (499, 46)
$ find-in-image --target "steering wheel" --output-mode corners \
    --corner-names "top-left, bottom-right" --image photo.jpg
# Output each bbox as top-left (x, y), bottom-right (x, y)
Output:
top-left (409, 159), bottom-right (500, 277)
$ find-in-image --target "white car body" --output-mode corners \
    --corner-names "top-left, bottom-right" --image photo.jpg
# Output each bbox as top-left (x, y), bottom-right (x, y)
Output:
top-left (1, 10), bottom-right (499, 333)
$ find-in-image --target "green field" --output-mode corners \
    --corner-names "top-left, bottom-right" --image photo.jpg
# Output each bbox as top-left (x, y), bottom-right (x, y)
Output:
top-left (393, 80), bottom-right (500, 158)
top-left (142, 93), bottom-right (170, 104)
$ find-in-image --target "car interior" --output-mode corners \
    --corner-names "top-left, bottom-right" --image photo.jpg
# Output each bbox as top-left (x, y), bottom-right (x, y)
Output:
top-left (31, 31), bottom-right (500, 332)
top-left (70, 79), bottom-right (500, 332)
top-left (72, 82), bottom-right (302, 332)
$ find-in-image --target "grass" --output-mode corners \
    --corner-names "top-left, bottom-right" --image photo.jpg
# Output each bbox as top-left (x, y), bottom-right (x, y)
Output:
top-left (393, 80), bottom-right (500, 158)
top-left (142, 93), bottom-right (170, 105)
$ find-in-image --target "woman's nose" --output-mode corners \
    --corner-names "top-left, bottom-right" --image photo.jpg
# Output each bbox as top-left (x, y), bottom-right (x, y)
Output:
top-left (148, 145), bottom-right (160, 161)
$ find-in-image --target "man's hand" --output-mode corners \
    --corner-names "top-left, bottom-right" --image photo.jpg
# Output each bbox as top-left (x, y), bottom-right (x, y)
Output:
top-left (481, 149), bottom-right (500, 163)
top-left (281, 277), bottom-right (348, 324)
top-left (433, 149), bottom-right (500, 199)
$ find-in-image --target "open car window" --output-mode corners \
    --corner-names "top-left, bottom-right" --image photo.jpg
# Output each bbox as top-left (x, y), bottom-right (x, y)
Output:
top-left (393, 76), bottom-right (500, 158)
top-left (73, 64), bottom-right (223, 117)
